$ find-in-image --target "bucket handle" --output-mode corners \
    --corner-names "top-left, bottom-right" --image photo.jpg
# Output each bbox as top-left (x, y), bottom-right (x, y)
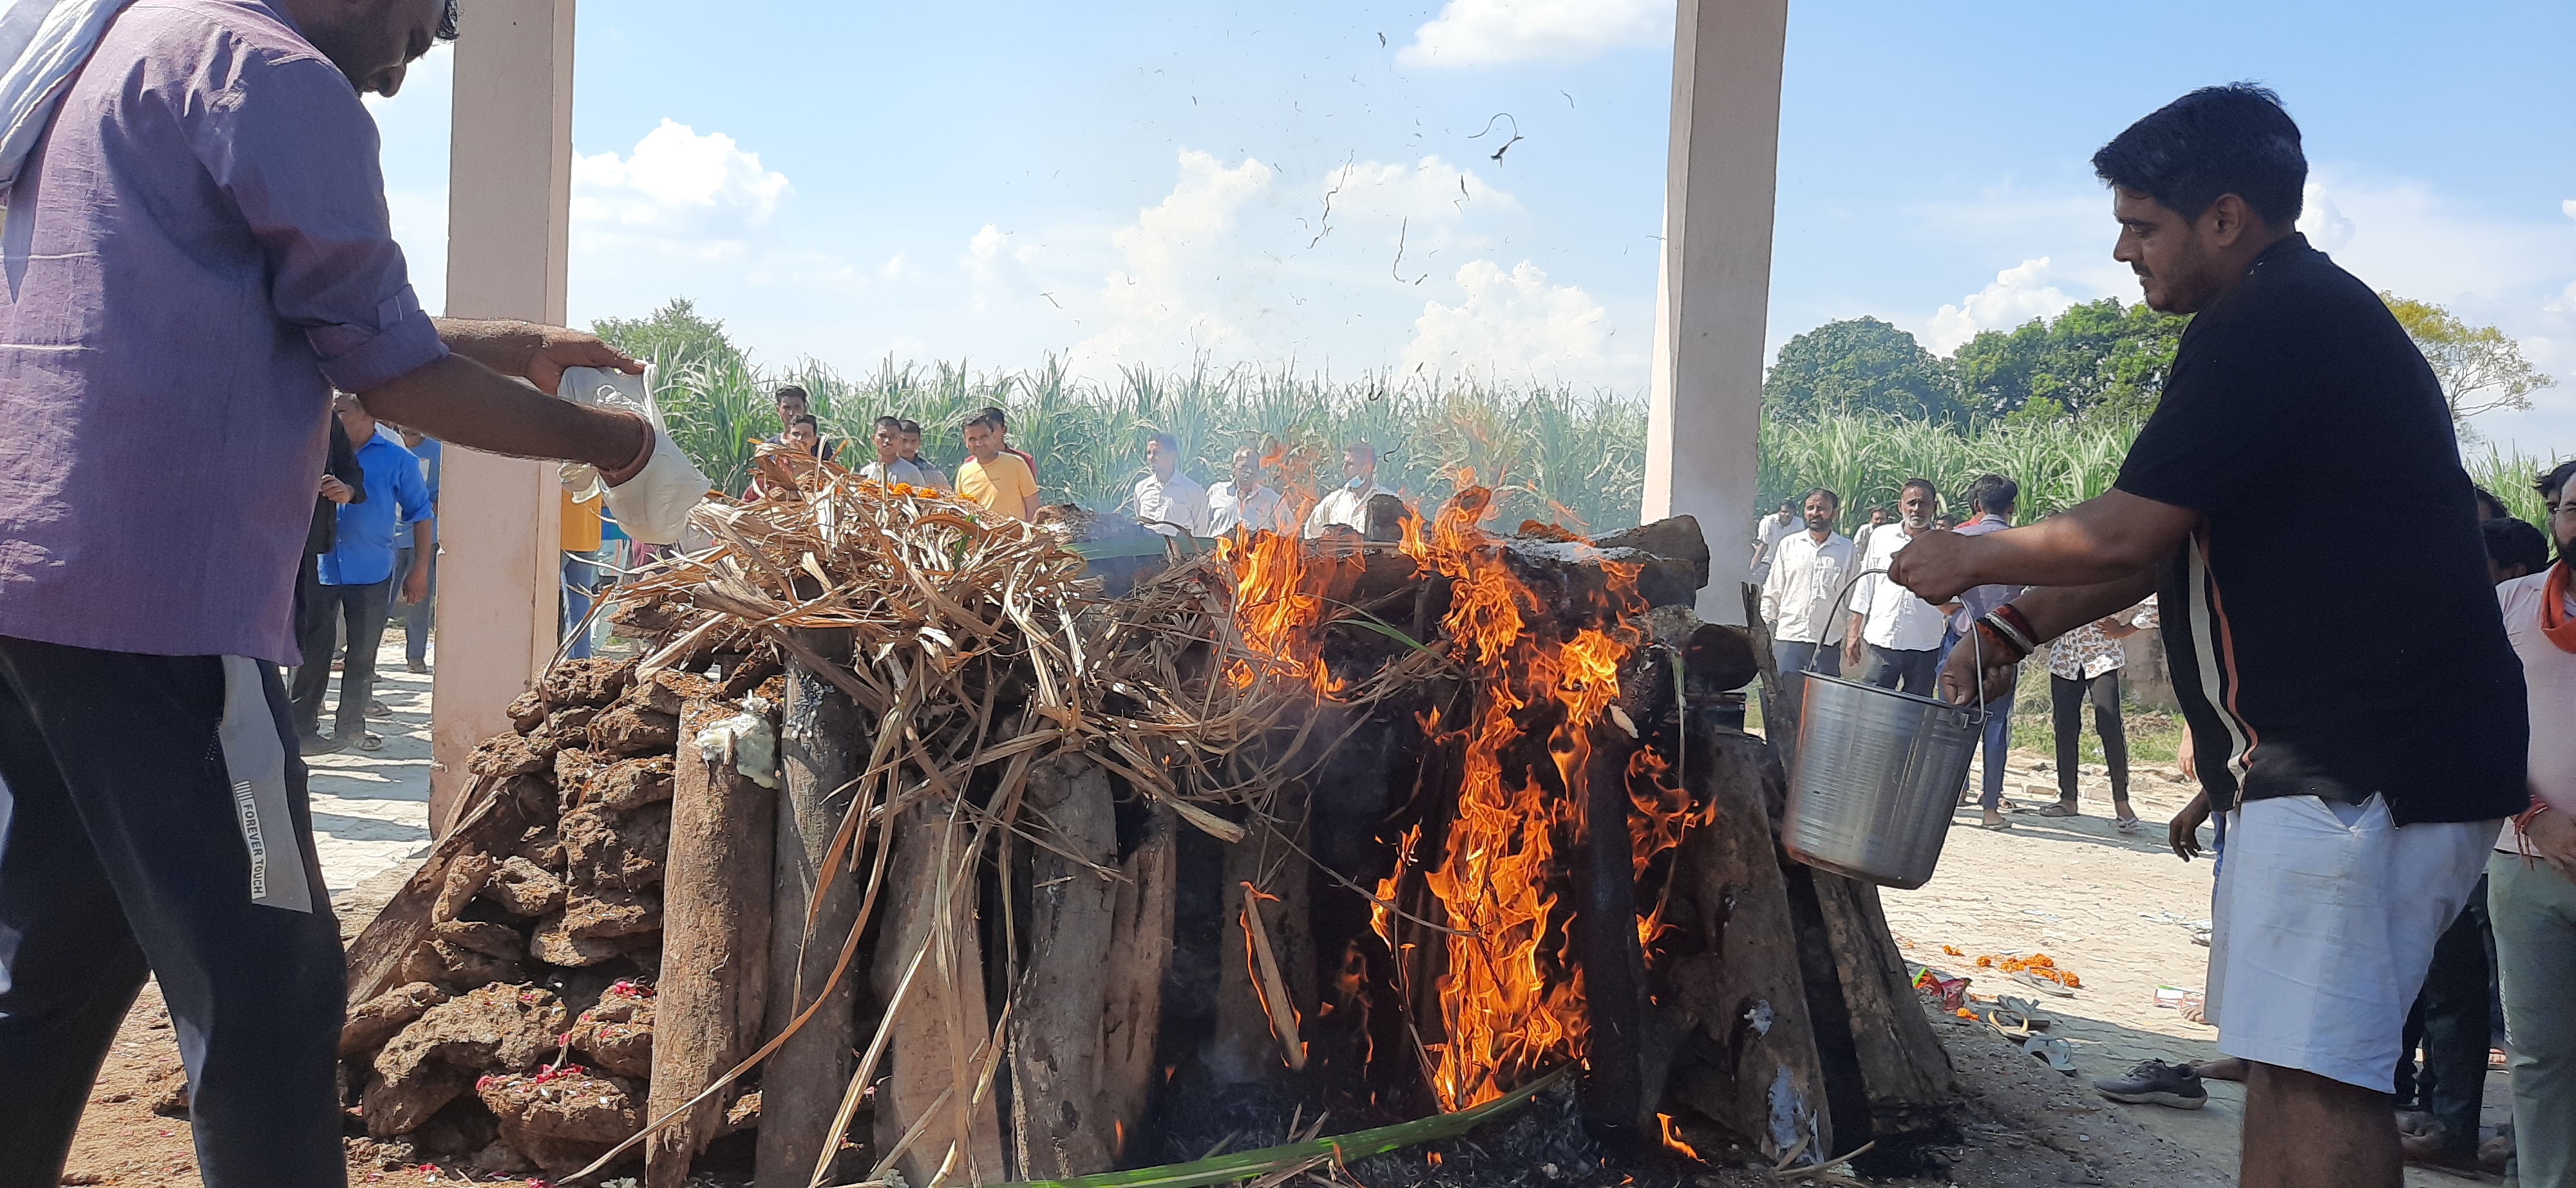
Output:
top-left (1794, 562), bottom-right (1990, 727)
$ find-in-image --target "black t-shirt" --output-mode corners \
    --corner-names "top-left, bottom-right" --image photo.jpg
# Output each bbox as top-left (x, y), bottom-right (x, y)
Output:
top-left (2115, 235), bottom-right (2526, 825)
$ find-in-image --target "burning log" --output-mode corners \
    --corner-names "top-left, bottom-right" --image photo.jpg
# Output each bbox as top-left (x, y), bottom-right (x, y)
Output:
top-left (1210, 792), bottom-right (1316, 1086)
top-left (645, 698), bottom-right (777, 1187)
top-left (757, 632), bottom-right (866, 1186)
top-left (1097, 804), bottom-right (1177, 1158)
top-left (1571, 719), bottom-right (1647, 1153)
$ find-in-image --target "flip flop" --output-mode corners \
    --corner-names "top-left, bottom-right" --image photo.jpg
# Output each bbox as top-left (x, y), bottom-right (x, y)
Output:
top-left (350, 731), bottom-right (384, 752)
top-left (2023, 1034), bottom-right (2078, 1075)
top-left (2034, 802), bottom-right (2082, 818)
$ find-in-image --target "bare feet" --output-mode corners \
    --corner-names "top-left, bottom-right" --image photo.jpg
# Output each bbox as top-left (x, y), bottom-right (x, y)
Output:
top-left (2192, 1057), bottom-right (2248, 1082)
top-left (1980, 808), bottom-right (2011, 829)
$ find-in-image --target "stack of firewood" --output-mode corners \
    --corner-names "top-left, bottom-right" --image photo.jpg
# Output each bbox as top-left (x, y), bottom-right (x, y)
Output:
top-left (339, 655), bottom-right (777, 1174)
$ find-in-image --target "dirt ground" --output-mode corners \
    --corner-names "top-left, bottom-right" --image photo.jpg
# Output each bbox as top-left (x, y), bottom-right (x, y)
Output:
top-left (61, 742), bottom-right (2508, 1186)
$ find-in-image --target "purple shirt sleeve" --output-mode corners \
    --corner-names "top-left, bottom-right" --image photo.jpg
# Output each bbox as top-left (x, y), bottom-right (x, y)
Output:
top-left (189, 53), bottom-right (446, 392)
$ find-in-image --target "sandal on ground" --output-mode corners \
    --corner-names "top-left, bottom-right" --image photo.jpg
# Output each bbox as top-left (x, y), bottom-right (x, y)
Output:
top-left (2034, 801), bottom-right (2082, 818)
top-left (2114, 803), bottom-right (2143, 832)
top-left (1978, 809), bottom-right (2012, 830)
top-left (341, 731), bottom-right (384, 752)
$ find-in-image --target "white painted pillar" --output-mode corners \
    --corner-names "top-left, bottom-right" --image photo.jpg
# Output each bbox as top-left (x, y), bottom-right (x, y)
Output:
top-left (428, 0), bottom-right (574, 830)
top-left (1643, 0), bottom-right (1789, 626)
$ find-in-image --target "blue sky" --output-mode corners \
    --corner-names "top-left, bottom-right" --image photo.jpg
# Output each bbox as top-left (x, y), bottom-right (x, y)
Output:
top-left (365, 0), bottom-right (2576, 454)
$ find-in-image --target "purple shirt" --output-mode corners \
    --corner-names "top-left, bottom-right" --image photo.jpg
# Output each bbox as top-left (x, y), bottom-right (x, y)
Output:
top-left (0, 0), bottom-right (447, 665)
top-left (1950, 513), bottom-right (2025, 630)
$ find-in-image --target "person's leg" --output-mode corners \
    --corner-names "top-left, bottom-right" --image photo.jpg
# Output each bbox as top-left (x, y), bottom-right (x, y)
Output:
top-left (1895, 649), bottom-right (1940, 697)
top-left (0, 661), bottom-right (153, 1186)
top-left (2050, 673), bottom-right (2082, 803)
top-left (2092, 671), bottom-right (2134, 820)
top-left (2215, 796), bottom-right (2495, 1188)
top-left (561, 554), bottom-right (596, 662)
top-left (2241, 1063), bottom-right (2401, 1188)
top-left (1860, 644), bottom-right (1902, 691)
top-left (1978, 692), bottom-right (2014, 812)
top-left (2411, 878), bottom-right (2491, 1158)
top-left (2490, 854), bottom-right (2576, 1187)
top-left (0, 639), bottom-right (345, 1188)
top-left (403, 549), bottom-right (435, 669)
top-left (285, 562), bottom-right (333, 737)
top-left (331, 579), bottom-right (392, 743)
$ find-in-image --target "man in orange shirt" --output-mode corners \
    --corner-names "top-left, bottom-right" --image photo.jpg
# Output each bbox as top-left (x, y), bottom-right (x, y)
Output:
top-left (958, 410), bottom-right (1037, 521)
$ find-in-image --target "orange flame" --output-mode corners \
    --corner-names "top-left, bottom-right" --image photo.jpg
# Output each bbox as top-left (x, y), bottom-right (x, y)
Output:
top-left (1658, 1113), bottom-right (1701, 1161)
top-left (1215, 529), bottom-right (1336, 695)
top-left (1406, 486), bottom-right (1656, 1110)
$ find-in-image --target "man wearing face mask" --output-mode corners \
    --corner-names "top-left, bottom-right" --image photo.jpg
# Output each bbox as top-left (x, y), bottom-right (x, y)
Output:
top-left (1302, 441), bottom-right (1400, 538)
top-left (0, 2), bottom-right (660, 1183)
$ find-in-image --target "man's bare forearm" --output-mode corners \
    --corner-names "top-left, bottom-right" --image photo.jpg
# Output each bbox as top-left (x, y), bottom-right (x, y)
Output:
top-left (358, 355), bottom-right (648, 470)
top-left (432, 318), bottom-right (548, 375)
top-left (2005, 570), bottom-right (2161, 644)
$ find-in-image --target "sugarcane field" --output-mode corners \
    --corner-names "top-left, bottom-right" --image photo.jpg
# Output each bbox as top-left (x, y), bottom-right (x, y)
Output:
top-left (9, 4), bottom-right (2571, 1188)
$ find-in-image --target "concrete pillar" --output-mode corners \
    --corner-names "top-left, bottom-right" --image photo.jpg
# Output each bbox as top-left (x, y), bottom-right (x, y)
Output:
top-left (429, 0), bottom-right (575, 831)
top-left (1642, 0), bottom-right (1789, 626)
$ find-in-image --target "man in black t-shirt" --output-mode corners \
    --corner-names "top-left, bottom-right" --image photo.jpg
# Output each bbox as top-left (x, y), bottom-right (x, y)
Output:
top-left (1890, 84), bottom-right (2522, 1188)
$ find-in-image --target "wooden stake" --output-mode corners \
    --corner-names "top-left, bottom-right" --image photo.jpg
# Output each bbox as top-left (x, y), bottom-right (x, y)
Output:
top-left (1097, 803), bottom-right (1175, 1160)
top-left (646, 698), bottom-right (777, 1188)
top-left (873, 803), bottom-right (1005, 1185)
top-left (757, 631), bottom-right (866, 1187)
top-left (1007, 754), bottom-right (1121, 1178)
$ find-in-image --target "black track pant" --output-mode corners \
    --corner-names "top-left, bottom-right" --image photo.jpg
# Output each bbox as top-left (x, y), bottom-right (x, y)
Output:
top-left (2049, 669), bottom-right (2128, 804)
top-left (0, 637), bottom-right (346, 1188)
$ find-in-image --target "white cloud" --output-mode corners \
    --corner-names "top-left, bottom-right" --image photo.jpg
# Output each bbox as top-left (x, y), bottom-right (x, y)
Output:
top-left (1920, 258), bottom-right (2073, 354)
top-left (878, 252), bottom-right (915, 282)
top-left (1327, 155), bottom-right (1520, 225)
top-left (571, 119), bottom-right (790, 242)
top-left (2297, 182), bottom-right (2355, 251)
top-left (1403, 260), bottom-right (1606, 378)
top-left (2562, 198), bottom-right (2575, 221)
top-left (1066, 152), bottom-right (1278, 369)
top-left (1397, 0), bottom-right (1671, 68)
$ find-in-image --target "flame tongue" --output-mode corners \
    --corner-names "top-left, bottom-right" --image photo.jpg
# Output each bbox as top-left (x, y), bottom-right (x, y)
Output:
top-left (1408, 487), bottom-right (1647, 1110)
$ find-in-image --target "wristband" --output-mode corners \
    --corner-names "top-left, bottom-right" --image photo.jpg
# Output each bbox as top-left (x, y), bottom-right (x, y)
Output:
top-left (1975, 618), bottom-right (2029, 664)
top-left (598, 412), bottom-right (656, 487)
top-left (1993, 603), bottom-right (2039, 650)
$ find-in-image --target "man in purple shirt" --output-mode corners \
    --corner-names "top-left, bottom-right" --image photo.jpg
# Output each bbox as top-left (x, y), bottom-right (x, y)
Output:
top-left (0, 2), bottom-right (661, 1184)
top-left (1950, 474), bottom-right (2027, 829)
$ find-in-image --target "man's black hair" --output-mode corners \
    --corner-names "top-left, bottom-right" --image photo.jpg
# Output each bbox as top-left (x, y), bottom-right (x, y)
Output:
top-left (774, 385), bottom-right (810, 407)
top-left (979, 405), bottom-right (1009, 428)
top-left (790, 414), bottom-right (820, 431)
top-left (2482, 518), bottom-right (2550, 577)
top-left (1966, 473), bottom-right (2020, 516)
top-left (872, 415), bottom-right (904, 434)
top-left (437, 0), bottom-right (460, 43)
top-left (2472, 485), bottom-right (2510, 521)
top-left (1801, 486), bottom-right (1839, 511)
top-left (898, 418), bottom-right (923, 435)
top-left (1147, 432), bottom-right (1178, 453)
top-left (2536, 459), bottom-right (2576, 501)
top-left (965, 409), bottom-right (1005, 432)
top-left (1899, 477), bottom-right (1938, 499)
top-left (1347, 441), bottom-right (1377, 465)
top-left (2092, 83), bottom-right (2306, 227)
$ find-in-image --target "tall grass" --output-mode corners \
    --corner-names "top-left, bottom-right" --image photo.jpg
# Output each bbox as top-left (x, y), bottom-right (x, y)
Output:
top-left (621, 329), bottom-right (2566, 544)
top-left (630, 349), bottom-right (1651, 532)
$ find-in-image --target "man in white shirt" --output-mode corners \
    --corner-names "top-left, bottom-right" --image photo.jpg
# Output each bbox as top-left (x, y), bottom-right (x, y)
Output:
top-left (1750, 499), bottom-right (1799, 587)
top-left (1844, 478), bottom-right (1956, 696)
top-left (1761, 487), bottom-right (1854, 714)
top-left (1133, 433), bottom-right (1211, 537)
top-left (1303, 441), bottom-right (1400, 538)
top-left (1852, 504), bottom-right (1889, 559)
top-left (1209, 446), bottom-right (1292, 536)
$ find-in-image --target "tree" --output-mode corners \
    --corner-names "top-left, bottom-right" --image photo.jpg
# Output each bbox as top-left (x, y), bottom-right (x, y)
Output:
top-left (1951, 297), bottom-right (2185, 423)
top-left (1763, 318), bottom-right (1964, 425)
top-left (2382, 294), bottom-right (2557, 436)
top-left (592, 298), bottom-right (750, 376)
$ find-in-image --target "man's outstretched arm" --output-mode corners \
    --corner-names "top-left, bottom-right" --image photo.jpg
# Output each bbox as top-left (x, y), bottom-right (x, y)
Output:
top-left (431, 318), bottom-right (641, 395)
top-left (357, 354), bottom-right (650, 477)
top-left (1888, 488), bottom-right (2201, 603)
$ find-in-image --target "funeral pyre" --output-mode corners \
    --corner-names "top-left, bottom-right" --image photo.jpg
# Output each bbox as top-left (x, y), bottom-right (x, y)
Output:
top-left (339, 457), bottom-right (1958, 1185)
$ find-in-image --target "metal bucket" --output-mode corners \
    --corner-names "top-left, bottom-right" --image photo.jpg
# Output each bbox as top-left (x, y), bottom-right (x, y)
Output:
top-left (1783, 671), bottom-right (1984, 890)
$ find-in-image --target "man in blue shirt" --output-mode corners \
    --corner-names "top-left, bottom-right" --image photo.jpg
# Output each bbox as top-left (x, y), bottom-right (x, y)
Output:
top-left (290, 394), bottom-right (430, 753)
top-left (392, 427), bottom-right (440, 673)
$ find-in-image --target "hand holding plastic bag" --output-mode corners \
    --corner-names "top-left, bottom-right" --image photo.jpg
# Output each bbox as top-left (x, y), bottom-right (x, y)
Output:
top-left (554, 365), bottom-right (709, 545)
